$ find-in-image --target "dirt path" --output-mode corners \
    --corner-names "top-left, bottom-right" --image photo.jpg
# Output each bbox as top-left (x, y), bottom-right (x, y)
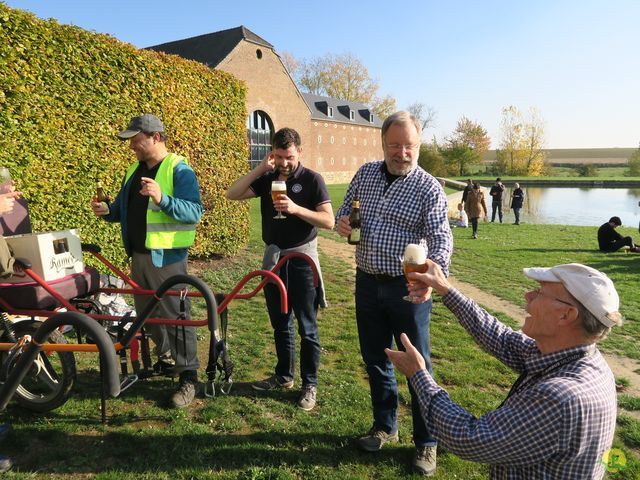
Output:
top-left (318, 234), bottom-right (640, 398)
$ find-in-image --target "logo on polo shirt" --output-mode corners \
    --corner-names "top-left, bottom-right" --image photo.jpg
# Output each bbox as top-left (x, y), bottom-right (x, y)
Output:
top-left (291, 183), bottom-right (302, 193)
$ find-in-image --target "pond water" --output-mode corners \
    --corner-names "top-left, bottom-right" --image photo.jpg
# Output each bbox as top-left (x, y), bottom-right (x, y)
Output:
top-left (499, 187), bottom-right (640, 227)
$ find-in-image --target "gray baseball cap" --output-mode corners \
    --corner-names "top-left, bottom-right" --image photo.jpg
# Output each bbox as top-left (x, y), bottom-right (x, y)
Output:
top-left (117, 114), bottom-right (164, 139)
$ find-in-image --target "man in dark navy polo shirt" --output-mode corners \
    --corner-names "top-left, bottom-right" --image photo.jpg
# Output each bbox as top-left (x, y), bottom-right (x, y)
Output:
top-left (226, 127), bottom-right (334, 411)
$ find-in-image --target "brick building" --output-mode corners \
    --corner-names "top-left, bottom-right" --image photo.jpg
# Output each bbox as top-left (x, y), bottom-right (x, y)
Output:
top-left (149, 26), bottom-right (383, 184)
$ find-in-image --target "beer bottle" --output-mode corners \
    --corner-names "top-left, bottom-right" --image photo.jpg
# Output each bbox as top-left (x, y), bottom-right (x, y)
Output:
top-left (348, 198), bottom-right (361, 245)
top-left (96, 180), bottom-right (110, 210)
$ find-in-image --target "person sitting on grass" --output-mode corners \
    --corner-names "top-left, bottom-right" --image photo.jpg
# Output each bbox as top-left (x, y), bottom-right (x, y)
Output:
top-left (456, 203), bottom-right (468, 228)
top-left (597, 216), bottom-right (639, 253)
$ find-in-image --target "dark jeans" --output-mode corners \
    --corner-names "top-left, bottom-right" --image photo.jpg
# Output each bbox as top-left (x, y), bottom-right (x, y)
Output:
top-left (355, 269), bottom-right (436, 447)
top-left (470, 217), bottom-right (479, 234)
top-left (600, 236), bottom-right (634, 252)
top-left (491, 202), bottom-right (503, 222)
top-left (513, 208), bottom-right (521, 224)
top-left (264, 257), bottom-right (320, 386)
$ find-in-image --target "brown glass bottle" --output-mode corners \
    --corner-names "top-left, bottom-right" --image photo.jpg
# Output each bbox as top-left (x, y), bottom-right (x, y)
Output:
top-left (348, 198), bottom-right (361, 245)
top-left (96, 180), bottom-right (110, 203)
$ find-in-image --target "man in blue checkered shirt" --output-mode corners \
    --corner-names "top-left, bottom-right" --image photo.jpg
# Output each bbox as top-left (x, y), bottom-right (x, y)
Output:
top-left (387, 261), bottom-right (621, 479)
top-left (335, 111), bottom-right (452, 476)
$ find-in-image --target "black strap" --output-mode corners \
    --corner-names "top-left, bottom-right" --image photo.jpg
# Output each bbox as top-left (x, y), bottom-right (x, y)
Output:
top-left (498, 350), bottom-right (590, 408)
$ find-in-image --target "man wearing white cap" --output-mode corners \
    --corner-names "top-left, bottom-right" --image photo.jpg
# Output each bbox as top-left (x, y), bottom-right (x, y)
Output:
top-left (386, 261), bottom-right (621, 479)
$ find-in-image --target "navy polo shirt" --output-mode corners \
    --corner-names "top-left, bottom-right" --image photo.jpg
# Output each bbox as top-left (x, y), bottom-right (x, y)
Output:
top-left (250, 163), bottom-right (331, 249)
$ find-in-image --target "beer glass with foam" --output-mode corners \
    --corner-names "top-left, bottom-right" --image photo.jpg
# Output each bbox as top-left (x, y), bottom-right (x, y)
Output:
top-left (402, 243), bottom-right (427, 301)
top-left (271, 181), bottom-right (286, 219)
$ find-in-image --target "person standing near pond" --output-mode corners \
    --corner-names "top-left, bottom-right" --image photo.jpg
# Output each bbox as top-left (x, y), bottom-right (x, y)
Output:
top-left (464, 182), bottom-right (487, 239)
top-left (335, 111), bottom-right (452, 476)
top-left (489, 177), bottom-right (505, 223)
top-left (461, 178), bottom-right (472, 206)
top-left (510, 182), bottom-right (525, 225)
top-left (597, 216), bottom-right (640, 253)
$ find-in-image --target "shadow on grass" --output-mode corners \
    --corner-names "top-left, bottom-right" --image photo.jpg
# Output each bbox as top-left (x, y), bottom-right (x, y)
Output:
top-left (5, 428), bottom-right (421, 475)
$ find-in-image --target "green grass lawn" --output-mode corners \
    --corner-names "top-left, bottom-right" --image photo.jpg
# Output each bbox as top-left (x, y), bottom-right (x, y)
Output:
top-left (2, 186), bottom-right (639, 479)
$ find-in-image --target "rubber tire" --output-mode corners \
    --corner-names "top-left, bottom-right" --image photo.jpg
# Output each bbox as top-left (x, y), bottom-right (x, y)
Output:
top-left (3, 321), bottom-right (77, 412)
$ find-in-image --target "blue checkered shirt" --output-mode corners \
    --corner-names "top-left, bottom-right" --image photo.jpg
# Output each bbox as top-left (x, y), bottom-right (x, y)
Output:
top-left (411, 289), bottom-right (617, 479)
top-left (335, 161), bottom-right (452, 276)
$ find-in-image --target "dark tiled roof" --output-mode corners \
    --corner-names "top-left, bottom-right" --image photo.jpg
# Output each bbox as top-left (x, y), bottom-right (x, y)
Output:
top-left (301, 93), bottom-right (382, 128)
top-left (146, 25), bottom-right (273, 68)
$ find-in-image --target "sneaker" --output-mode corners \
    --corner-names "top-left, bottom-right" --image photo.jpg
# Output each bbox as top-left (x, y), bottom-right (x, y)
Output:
top-left (472, 233), bottom-right (478, 239)
top-left (413, 445), bottom-right (437, 476)
top-left (297, 385), bottom-right (317, 411)
top-left (251, 374), bottom-right (294, 391)
top-left (171, 371), bottom-right (198, 408)
top-left (0, 455), bottom-right (11, 473)
top-left (357, 426), bottom-right (399, 452)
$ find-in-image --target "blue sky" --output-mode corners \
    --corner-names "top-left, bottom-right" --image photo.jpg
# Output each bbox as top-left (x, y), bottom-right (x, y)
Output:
top-left (4, 0), bottom-right (639, 149)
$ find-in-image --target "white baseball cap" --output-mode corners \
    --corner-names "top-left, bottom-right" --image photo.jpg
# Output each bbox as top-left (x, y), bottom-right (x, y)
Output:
top-left (523, 263), bottom-right (620, 327)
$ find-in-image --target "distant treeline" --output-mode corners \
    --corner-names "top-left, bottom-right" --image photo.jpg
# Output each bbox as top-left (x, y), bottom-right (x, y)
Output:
top-left (484, 148), bottom-right (635, 164)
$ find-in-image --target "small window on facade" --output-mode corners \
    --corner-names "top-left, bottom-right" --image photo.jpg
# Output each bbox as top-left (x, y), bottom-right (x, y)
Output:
top-left (369, 113), bottom-right (374, 123)
top-left (350, 110), bottom-right (355, 121)
top-left (256, 49), bottom-right (263, 59)
top-left (363, 139), bottom-right (367, 146)
top-left (328, 107), bottom-right (333, 118)
top-left (318, 135), bottom-right (322, 144)
top-left (330, 136), bottom-right (334, 144)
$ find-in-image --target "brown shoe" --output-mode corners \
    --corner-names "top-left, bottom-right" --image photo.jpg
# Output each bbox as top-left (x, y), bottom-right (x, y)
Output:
top-left (413, 445), bottom-right (437, 476)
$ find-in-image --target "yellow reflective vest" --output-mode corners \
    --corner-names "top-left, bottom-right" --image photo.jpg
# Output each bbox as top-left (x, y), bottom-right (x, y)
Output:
top-left (124, 153), bottom-right (197, 250)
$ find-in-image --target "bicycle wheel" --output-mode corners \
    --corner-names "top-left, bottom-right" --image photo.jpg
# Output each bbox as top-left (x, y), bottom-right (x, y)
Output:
top-left (1, 320), bottom-right (77, 412)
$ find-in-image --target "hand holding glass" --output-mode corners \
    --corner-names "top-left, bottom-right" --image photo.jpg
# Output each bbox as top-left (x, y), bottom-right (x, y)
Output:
top-left (402, 244), bottom-right (428, 302)
top-left (271, 181), bottom-right (286, 219)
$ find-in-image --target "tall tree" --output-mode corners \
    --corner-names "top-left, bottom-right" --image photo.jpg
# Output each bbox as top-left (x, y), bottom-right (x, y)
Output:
top-left (441, 117), bottom-right (490, 175)
top-left (284, 52), bottom-right (396, 119)
top-left (496, 106), bottom-right (547, 176)
top-left (280, 51), bottom-right (298, 76)
top-left (627, 145), bottom-right (640, 177)
top-left (407, 102), bottom-right (437, 132)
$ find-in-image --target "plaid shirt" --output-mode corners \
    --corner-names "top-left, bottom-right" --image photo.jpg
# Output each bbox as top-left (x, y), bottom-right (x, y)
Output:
top-left (335, 161), bottom-right (452, 276)
top-left (411, 289), bottom-right (616, 479)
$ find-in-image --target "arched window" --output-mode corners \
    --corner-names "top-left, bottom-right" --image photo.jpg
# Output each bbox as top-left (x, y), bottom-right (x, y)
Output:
top-left (247, 110), bottom-right (274, 169)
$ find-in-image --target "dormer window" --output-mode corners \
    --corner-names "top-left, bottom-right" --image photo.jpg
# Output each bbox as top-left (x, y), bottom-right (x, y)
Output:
top-left (369, 113), bottom-right (374, 123)
top-left (350, 110), bottom-right (355, 121)
top-left (328, 107), bottom-right (333, 118)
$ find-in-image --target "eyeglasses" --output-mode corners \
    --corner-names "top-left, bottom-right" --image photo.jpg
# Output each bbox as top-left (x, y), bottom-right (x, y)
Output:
top-left (385, 143), bottom-right (420, 152)
top-left (531, 288), bottom-right (575, 307)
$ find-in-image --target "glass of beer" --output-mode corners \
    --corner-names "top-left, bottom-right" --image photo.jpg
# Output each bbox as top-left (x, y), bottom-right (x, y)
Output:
top-left (0, 167), bottom-right (11, 194)
top-left (402, 243), bottom-right (428, 302)
top-left (271, 180), bottom-right (286, 219)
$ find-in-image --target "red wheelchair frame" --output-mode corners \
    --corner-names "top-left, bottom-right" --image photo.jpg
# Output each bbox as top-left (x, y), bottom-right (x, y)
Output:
top-left (0, 243), bottom-right (319, 421)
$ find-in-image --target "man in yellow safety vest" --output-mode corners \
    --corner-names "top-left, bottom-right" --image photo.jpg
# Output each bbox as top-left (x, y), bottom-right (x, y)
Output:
top-left (91, 114), bottom-right (203, 408)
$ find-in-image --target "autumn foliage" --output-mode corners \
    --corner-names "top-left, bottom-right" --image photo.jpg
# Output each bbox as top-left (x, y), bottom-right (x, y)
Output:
top-left (0, 4), bottom-right (249, 268)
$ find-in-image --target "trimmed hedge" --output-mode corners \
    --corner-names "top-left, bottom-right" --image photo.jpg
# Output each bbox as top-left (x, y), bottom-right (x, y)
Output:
top-left (0, 3), bottom-right (250, 269)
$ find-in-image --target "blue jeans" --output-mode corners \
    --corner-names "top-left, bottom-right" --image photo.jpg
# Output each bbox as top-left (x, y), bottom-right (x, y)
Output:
top-left (355, 269), bottom-right (436, 447)
top-left (491, 202), bottom-right (503, 222)
top-left (513, 208), bottom-right (521, 224)
top-left (264, 257), bottom-right (320, 386)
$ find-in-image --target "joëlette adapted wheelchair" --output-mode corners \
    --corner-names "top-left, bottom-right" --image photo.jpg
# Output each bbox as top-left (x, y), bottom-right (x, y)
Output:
top-left (0, 202), bottom-right (317, 420)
